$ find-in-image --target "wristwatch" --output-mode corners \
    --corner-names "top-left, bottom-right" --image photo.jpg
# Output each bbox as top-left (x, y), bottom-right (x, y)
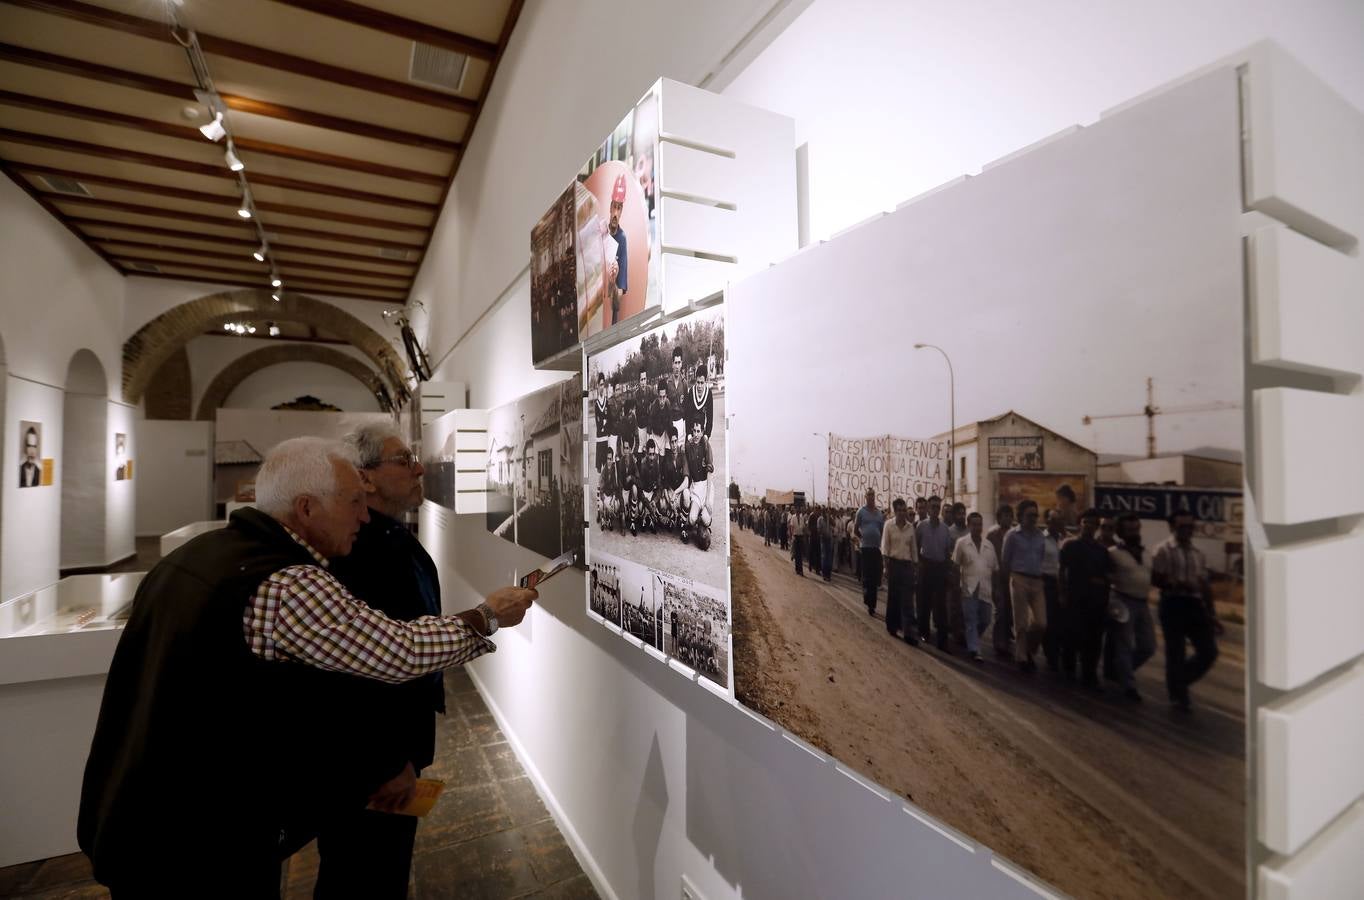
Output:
top-left (476, 601), bottom-right (499, 636)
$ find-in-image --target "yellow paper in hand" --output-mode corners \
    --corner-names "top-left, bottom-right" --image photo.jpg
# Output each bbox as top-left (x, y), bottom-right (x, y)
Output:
top-left (398, 778), bottom-right (445, 817)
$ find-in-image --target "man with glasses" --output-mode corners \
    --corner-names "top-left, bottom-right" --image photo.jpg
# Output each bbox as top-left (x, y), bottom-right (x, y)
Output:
top-left (313, 425), bottom-right (466, 896)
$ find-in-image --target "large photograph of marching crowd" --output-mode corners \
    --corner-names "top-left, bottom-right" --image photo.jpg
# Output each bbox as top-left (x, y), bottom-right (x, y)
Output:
top-left (723, 203), bottom-right (1246, 897)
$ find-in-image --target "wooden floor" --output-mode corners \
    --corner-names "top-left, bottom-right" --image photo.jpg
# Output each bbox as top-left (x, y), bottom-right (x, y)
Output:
top-left (0, 538), bottom-right (597, 900)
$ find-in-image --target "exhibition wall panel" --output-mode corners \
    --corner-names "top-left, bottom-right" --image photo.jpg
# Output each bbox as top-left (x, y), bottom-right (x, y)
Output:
top-left (104, 401), bottom-right (135, 565)
top-left (2, 377), bottom-right (63, 602)
top-left (721, 0), bottom-right (1364, 244)
top-left (133, 419), bottom-right (212, 537)
top-left (58, 392), bottom-right (106, 571)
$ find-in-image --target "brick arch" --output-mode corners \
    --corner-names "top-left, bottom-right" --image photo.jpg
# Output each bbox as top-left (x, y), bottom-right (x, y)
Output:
top-left (122, 288), bottom-right (407, 404)
top-left (196, 345), bottom-right (384, 420)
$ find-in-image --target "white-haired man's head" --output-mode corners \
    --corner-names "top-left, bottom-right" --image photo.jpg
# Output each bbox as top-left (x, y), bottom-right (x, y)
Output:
top-left (255, 436), bottom-right (368, 557)
top-left (343, 424), bottom-right (424, 518)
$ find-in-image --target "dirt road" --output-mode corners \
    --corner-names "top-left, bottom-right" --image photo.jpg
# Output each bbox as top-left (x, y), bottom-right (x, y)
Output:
top-left (731, 527), bottom-right (1244, 900)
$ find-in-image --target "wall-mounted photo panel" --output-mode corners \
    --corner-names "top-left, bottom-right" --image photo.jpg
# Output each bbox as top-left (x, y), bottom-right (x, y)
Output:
top-left (485, 404), bottom-right (519, 545)
top-left (18, 420), bottom-right (42, 488)
top-left (657, 570), bottom-right (730, 692)
top-left (726, 69), bottom-right (1247, 900)
top-left (588, 551), bottom-right (625, 628)
top-left (586, 303), bottom-right (727, 594)
top-left (422, 411), bottom-right (458, 512)
top-left (576, 86), bottom-right (660, 343)
top-left (513, 380), bottom-right (566, 560)
top-left (530, 184), bottom-right (584, 368)
top-left (559, 376), bottom-right (586, 568)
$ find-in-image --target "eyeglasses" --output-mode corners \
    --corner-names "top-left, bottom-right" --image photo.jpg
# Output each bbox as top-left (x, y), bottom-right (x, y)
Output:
top-left (367, 451), bottom-right (418, 469)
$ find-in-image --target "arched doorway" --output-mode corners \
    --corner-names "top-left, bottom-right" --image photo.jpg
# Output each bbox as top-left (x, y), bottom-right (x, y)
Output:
top-left (195, 345), bottom-right (386, 420)
top-left (60, 349), bottom-right (110, 570)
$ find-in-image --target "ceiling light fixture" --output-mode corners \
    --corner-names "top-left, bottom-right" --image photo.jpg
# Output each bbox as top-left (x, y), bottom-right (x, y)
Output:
top-left (253, 245), bottom-right (267, 262)
top-left (198, 110), bottom-right (226, 142)
top-left (237, 206), bottom-right (252, 219)
top-left (270, 277), bottom-right (282, 288)
top-left (271, 293), bottom-right (281, 302)
top-left (225, 143), bottom-right (244, 172)
top-left (268, 323), bottom-right (281, 337)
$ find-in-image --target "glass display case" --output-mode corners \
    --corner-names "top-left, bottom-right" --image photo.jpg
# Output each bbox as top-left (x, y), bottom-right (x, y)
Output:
top-left (0, 573), bottom-right (143, 641)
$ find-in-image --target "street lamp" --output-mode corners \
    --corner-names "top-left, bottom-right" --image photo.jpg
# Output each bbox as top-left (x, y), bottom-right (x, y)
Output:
top-left (810, 431), bottom-right (824, 503)
top-left (914, 343), bottom-right (955, 502)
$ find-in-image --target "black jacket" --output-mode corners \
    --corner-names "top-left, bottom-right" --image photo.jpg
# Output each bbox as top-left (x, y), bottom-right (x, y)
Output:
top-left (77, 509), bottom-right (408, 889)
top-left (329, 508), bottom-right (445, 770)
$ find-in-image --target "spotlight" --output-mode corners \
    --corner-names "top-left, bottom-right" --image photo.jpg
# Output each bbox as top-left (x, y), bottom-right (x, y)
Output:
top-left (237, 206), bottom-right (252, 219)
top-left (268, 323), bottom-right (281, 337)
top-left (270, 277), bottom-right (282, 288)
top-left (253, 246), bottom-right (266, 262)
top-left (246, 325), bottom-right (256, 334)
top-left (199, 111), bottom-right (226, 142)
top-left (271, 293), bottom-right (281, 302)
top-left (225, 145), bottom-right (244, 172)
top-left (222, 323), bottom-right (232, 332)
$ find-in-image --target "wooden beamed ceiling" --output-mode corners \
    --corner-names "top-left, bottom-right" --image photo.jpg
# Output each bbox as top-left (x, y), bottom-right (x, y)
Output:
top-left (0, 0), bottom-right (524, 303)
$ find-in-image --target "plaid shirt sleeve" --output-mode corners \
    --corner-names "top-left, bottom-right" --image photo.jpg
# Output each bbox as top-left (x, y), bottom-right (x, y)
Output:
top-left (244, 564), bottom-right (495, 683)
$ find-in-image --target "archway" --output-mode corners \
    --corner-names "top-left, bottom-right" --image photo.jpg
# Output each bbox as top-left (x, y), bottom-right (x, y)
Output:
top-left (122, 289), bottom-right (408, 406)
top-left (60, 349), bottom-right (110, 570)
top-left (196, 345), bottom-right (385, 420)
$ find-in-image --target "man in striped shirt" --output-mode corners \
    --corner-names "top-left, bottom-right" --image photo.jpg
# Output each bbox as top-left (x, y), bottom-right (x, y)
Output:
top-left (79, 437), bottom-right (535, 894)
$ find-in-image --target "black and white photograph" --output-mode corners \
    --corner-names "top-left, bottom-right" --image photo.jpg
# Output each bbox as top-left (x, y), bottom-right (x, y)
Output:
top-left (484, 402), bottom-right (518, 544)
top-left (657, 571), bottom-right (730, 690)
top-left (421, 415), bottom-right (458, 513)
top-left (726, 79), bottom-right (1247, 900)
top-left (586, 303), bottom-right (727, 594)
top-left (18, 420), bottom-right (42, 488)
top-left (588, 554), bottom-right (623, 627)
top-left (559, 376), bottom-right (586, 568)
top-left (113, 432), bottom-right (130, 481)
top-left (512, 379), bottom-right (568, 560)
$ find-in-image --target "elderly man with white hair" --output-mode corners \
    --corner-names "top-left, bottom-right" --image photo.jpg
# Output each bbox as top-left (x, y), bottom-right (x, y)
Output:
top-left (77, 436), bottom-right (534, 897)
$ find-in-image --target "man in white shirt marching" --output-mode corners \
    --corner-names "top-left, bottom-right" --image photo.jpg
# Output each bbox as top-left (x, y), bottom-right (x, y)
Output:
top-left (953, 511), bottom-right (998, 662)
top-left (880, 498), bottom-right (919, 644)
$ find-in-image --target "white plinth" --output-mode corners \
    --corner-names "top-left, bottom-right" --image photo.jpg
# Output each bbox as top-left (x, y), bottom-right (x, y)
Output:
top-left (159, 520), bottom-right (227, 557)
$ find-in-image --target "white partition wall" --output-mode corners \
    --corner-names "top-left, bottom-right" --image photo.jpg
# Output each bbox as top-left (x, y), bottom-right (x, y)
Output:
top-left (1242, 43), bottom-right (1364, 900)
top-left (417, 40), bottom-right (1364, 900)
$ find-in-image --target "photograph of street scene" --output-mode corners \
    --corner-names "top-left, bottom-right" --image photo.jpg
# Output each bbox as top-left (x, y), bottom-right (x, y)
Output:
top-left (725, 89), bottom-right (1246, 900)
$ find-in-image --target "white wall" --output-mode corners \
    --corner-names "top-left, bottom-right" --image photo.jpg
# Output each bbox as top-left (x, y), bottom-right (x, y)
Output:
top-left (187, 335), bottom-right (376, 413)
top-left (104, 402), bottom-right (136, 563)
top-left (2, 378), bottom-right (63, 602)
top-left (222, 361), bottom-right (380, 413)
top-left (721, 0), bottom-right (1364, 241)
top-left (0, 177), bottom-right (127, 599)
top-left (135, 419), bottom-right (212, 537)
top-left (58, 392), bottom-right (106, 570)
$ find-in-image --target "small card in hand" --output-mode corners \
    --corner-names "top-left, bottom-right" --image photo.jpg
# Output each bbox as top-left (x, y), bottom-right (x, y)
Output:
top-left (368, 778), bottom-right (446, 817)
top-left (520, 550), bottom-right (576, 589)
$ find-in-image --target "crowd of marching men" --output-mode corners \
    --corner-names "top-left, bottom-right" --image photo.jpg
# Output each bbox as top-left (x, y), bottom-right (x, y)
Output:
top-left (734, 486), bottom-right (1223, 710)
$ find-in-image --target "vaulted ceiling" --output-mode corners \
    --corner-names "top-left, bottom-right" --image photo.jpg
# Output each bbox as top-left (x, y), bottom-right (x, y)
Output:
top-left (0, 0), bottom-right (524, 304)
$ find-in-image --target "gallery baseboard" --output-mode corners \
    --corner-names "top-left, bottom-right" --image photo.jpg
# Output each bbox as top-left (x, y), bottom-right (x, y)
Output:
top-left (466, 665), bottom-right (620, 900)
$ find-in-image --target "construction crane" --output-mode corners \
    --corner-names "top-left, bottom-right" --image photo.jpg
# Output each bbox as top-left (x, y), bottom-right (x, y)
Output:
top-left (1082, 377), bottom-right (1240, 459)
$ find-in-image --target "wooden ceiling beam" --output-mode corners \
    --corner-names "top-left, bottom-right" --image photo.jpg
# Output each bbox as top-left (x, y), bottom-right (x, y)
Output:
top-left (122, 269), bottom-right (404, 304)
top-left (91, 237), bottom-right (415, 282)
top-left (270, 0), bottom-right (499, 60)
top-left (0, 158), bottom-right (123, 273)
top-left (112, 254), bottom-right (409, 294)
top-left (66, 217), bottom-right (422, 267)
top-left (50, 194), bottom-right (427, 250)
top-left (0, 90), bottom-right (449, 185)
top-left (0, 128), bottom-right (440, 210)
top-left (0, 42), bottom-right (462, 153)
top-left (201, 329), bottom-right (352, 347)
top-left (1, 0), bottom-right (478, 112)
top-left (15, 163), bottom-right (431, 231)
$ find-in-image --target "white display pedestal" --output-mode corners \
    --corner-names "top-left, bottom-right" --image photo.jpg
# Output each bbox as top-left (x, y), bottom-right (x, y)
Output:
top-left (0, 574), bottom-right (142, 867)
top-left (160, 520), bottom-right (227, 557)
